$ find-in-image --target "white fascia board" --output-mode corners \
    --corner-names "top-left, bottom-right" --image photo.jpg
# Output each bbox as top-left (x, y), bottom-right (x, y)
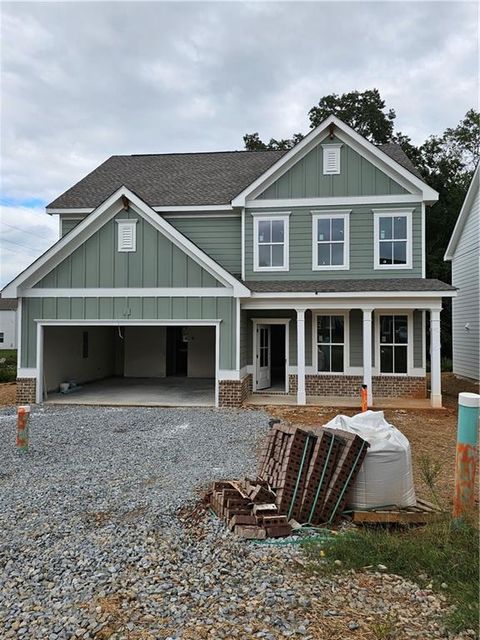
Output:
top-left (47, 204), bottom-right (234, 215)
top-left (3, 186), bottom-right (250, 298)
top-left (46, 207), bottom-right (94, 215)
top-left (246, 194), bottom-right (422, 209)
top-left (232, 114), bottom-right (438, 207)
top-left (23, 287), bottom-right (234, 298)
top-left (444, 164), bottom-right (479, 260)
top-left (36, 319), bottom-right (222, 327)
top-left (241, 296), bottom-right (447, 311)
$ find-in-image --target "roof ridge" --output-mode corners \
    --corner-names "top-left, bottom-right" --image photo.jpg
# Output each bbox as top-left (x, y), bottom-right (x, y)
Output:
top-left (116, 149), bottom-right (287, 158)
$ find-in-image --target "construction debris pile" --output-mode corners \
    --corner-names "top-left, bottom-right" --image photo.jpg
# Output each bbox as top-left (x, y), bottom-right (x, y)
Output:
top-left (208, 420), bottom-right (369, 539)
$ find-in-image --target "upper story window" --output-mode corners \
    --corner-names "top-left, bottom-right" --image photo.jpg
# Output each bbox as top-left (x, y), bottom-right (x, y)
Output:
top-left (312, 210), bottom-right (350, 271)
top-left (253, 213), bottom-right (290, 271)
top-left (116, 219), bottom-right (137, 252)
top-left (373, 209), bottom-right (413, 269)
top-left (322, 143), bottom-right (342, 175)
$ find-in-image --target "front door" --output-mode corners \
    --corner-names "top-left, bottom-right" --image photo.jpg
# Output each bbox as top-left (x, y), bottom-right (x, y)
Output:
top-left (256, 324), bottom-right (271, 390)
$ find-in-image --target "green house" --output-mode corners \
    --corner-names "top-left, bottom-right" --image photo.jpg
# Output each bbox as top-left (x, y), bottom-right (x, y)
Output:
top-left (3, 115), bottom-right (455, 408)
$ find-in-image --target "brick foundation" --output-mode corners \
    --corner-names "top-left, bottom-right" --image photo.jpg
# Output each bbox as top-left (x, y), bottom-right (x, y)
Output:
top-left (16, 378), bottom-right (37, 404)
top-left (286, 374), bottom-right (427, 399)
top-left (218, 375), bottom-right (252, 408)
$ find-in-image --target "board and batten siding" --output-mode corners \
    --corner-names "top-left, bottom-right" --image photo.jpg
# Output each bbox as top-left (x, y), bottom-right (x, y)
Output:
top-left (37, 209), bottom-right (224, 289)
top-left (20, 296), bottom-right (237, 371)
top-left (451, 189), bottom-right (480, 380)
top-left (256, 136), bottom-right (408, 200)
top-left (245, 203), bottom-right (423, 280)
top-left (61, 218), bottom-right (83, 236)
top-left (168, 216), bottom-right (241, 276)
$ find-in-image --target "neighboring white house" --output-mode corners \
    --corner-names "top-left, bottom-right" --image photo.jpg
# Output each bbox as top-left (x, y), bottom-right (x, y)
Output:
top-left (0, 298), bottom-right (18, 349)
top-left (444, 165), bottom-right (480, 381)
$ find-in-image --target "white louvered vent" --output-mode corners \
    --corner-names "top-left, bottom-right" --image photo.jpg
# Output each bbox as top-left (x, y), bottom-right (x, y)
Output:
top-left (116, 220), bottom-right (137, 252)
top-left (322, 144), bottom-right (342, 175)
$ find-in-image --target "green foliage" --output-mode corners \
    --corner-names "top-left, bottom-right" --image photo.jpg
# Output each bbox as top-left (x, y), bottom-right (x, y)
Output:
top-left (308, 89), bottom-right (396, 144)
top-left (0, 349), bottom-right (17, 382)
top-left (303, 516), bottom-right (479, 635)
top-left (243, 131), bottom-right (303, 151)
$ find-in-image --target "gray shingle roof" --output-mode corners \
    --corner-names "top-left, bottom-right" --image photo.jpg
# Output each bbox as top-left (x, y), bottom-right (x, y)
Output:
top-left (244, 279), bottom-right (455, 293)
top-left (47, 143), bottom-right (423, 210)
top-left (377, 143), bottom-right (422, 179)
top-left (47, 150), bottom-right (287, 209)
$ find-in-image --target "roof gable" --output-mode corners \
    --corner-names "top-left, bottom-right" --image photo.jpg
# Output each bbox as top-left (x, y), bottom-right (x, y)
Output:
top-left (232, 115), bottom-right (438, 206)
top-left (3, 187), bottom-right (250, 298)
top-left (255, 134), bottom-right (409, 200)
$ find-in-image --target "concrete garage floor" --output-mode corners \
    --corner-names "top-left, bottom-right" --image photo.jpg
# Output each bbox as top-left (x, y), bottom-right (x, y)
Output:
top-left (46, 376), bottom-right (215, 407)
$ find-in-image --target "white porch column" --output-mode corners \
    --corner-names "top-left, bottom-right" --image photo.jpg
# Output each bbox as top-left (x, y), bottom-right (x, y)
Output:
top-left (430, 309), bottom-right (442, 407)
top-left (362, 308), bottom-right (373, 406)
top-left (296, 308), bottom-right (306, 405)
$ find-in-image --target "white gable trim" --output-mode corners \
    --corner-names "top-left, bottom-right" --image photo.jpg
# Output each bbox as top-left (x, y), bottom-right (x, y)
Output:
top-left (231, 115), bottom-right (438, 207)
top-left (444, 164), bottom-right (479, 260)
top-left (3, 186), bottom-right (250, 298)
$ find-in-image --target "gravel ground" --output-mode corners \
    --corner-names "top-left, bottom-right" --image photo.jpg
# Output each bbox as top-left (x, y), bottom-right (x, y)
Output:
top-left (0, 405), bottom-right (472, 640)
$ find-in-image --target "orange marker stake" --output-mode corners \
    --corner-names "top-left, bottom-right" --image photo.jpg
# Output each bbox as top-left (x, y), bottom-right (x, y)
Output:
top-left (16, 405), bottom-right (30, 453)
top-left (361, 384), bottom-right (368, 412)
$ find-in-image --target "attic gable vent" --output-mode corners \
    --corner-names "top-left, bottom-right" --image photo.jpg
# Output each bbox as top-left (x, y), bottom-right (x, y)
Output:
top-left (322, 144), bottom-right (342, 175)
top-left (116, 219), bottom-right (138, 252)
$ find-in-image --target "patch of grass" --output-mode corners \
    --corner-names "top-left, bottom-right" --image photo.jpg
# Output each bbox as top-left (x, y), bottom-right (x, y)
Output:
top-left (303, 515), bottom-right (479, 636)
top-left (0, 349), bottom-right (17, 382)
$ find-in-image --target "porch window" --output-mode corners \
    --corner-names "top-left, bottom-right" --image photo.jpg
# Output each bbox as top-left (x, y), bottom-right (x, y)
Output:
top-left (312, 211), bottom-right (350, 270)
top-left (253, 214), bottom-right (289, 271)
top-left (379, 315), bottom-right (408, 373)
top-left (374, 209), bottom-right (413, 269)
top-left (317, 315), bottom-right (345, 372)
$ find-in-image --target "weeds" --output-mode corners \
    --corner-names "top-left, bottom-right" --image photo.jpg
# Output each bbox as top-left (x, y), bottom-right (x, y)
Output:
top-left (419, 454), bottom-right (444, 508)
top-left (303, 515), bottom-right (479, 635)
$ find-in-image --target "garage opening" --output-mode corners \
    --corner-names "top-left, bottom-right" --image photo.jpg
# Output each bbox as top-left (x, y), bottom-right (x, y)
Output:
top-left (43, 324), bottom-right (216, 406)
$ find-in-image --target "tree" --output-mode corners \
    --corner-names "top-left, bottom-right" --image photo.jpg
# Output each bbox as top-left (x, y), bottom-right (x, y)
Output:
top-left (243, 132), bottom-right (303, 151)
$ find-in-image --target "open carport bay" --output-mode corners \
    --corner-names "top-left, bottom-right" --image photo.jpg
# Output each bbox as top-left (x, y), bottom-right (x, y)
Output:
top-left (43, 324), bottom-right (216, 406)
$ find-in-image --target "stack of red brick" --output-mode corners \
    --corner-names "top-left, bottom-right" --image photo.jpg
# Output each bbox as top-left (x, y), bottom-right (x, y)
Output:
top-left (209, 420), bottom-right (369, 539)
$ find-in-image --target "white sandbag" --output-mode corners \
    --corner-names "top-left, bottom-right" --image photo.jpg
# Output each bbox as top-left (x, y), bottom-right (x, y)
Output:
top-left (323, 410), bottom-right (416, 509)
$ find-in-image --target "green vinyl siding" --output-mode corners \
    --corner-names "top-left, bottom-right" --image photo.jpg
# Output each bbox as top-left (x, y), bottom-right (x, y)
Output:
top-left (245, 202), bottom-right (422, 280)
top-left (413, 309), bottom-right (424, 369)
top-left (256, 136), bottom-right (408, 199)
top-left (20, 296), bottom-right (236, 370)
top-left (35, 209), bottom-right (224, 289)
top-left (168, 216), bottom-right (241, 276)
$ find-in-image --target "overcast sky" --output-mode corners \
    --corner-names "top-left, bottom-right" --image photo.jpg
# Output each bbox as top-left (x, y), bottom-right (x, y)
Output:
top-left (0, 0), bottom-right (478, 286)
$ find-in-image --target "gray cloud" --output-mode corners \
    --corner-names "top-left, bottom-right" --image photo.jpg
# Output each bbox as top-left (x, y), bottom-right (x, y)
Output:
top-left (0, 1), bottom-right (478, 285)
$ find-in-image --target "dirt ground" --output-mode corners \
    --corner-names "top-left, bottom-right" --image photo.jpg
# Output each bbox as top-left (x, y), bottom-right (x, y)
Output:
top-left (260, 373), bottom-right (479, 507)
top-left (1, 373), bottom-right (477, 505)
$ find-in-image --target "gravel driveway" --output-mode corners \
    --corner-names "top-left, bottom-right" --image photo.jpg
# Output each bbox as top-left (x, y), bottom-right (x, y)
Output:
top-left (0, 405), bottom-right (464, 640)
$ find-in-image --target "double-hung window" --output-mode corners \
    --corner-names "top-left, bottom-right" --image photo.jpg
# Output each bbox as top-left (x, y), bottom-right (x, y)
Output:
top-left (374, 209), bottom-right (413, 269)
top-left (253, 214), bottom-right (289, 271)
top-left (312, 211), bottom-right (350, 270)
top-left (316, 315), bottom-right (345, 373)
top-left (379, 315), bottom-right (408, 374)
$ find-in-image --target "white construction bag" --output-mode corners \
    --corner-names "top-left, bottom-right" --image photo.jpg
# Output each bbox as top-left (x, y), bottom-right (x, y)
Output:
top-left (323, 410), bottom-right (416, 509)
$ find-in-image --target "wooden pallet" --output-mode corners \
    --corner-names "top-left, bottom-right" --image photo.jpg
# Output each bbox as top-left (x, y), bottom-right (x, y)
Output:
top-left (351, 499), bottom-right (442, 524)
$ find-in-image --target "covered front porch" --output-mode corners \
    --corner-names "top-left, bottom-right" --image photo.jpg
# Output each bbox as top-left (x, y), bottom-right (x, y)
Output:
top-left (240, 288), bottom-right (446, 408)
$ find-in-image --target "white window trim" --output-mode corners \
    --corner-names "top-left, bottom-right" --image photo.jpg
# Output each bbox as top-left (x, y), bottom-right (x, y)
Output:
top-left (374, 310), bottom-right (414, 377)
top-left (116, 219), bottom-right (138, 252)
top-left (312, 311), bottom-right (349, 375)
top-left (311, 210), bottom-right (351, 271)
top-left (373, 208), bottom-right (413, 270)
top-left (252, 212), bottom-right (290, 272)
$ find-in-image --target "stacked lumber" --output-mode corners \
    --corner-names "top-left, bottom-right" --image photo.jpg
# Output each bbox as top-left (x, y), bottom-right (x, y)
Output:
top-left (208, 420), bottom-right (369, 538)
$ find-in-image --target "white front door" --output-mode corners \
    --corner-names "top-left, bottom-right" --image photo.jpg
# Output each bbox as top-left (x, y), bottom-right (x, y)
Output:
top-left (256, 324), bottom-right (271, 390)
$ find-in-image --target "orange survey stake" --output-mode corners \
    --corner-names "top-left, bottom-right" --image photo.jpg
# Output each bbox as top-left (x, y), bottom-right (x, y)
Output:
top-left (361, 385), bottom-right (368, 412)
top-left (16, 405), bottom-right (30, 452)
